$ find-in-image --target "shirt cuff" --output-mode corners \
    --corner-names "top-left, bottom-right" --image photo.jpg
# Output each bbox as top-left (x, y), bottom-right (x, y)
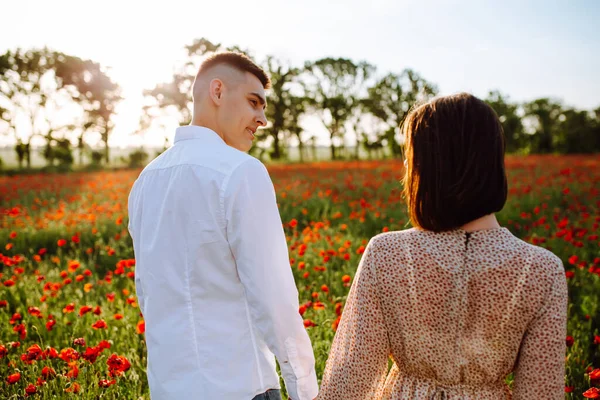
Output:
top-left (285, 367), bottom-right (318, 400)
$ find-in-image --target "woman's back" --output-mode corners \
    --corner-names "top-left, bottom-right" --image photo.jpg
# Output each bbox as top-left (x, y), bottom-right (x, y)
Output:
top-left (317, 93), bottom-right (568, 399)
top-left (318, 227), bottom-right (567, 399)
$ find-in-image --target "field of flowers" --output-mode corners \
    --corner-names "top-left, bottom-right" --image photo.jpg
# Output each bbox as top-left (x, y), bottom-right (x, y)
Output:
top-left (1, 155), bottom-right (599, 399)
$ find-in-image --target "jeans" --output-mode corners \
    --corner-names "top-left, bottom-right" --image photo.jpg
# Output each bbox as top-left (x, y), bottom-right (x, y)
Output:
top-left (252, 389), bottom-right (282, 400)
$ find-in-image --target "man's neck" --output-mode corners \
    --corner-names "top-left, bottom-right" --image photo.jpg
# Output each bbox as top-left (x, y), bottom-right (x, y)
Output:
top-left (190, 117), bottom-right (225, 142)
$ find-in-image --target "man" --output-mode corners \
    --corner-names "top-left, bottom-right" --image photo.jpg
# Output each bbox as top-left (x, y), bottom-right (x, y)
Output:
top-left (128, 52), bottom-right (318, 400)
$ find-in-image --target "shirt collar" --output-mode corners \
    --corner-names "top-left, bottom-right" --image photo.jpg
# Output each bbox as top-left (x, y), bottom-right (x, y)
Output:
top-left (174, 125), bottom-right (225, 145)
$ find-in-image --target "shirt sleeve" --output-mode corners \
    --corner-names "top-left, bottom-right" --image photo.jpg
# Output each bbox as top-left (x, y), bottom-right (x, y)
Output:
top-left (317, 237), bottom-right (390, 400)
top-left (512, 259), bottom-right (568, 399)
top-left (223, 158), bottom-right (318, 400)
top-left (127, 181), bottom-right (146, 315)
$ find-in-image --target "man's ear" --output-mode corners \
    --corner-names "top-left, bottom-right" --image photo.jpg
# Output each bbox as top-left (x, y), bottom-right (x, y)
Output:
top-left (209, 79), bottom-right (223, 105)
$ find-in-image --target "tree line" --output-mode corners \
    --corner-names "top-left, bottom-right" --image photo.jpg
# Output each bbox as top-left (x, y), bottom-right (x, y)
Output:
top-left (1, 38), bottom-right (598, 170)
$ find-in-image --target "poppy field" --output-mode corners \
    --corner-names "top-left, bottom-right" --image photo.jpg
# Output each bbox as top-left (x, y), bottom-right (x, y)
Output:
top-left (1, 155), bottom-right (599, 399)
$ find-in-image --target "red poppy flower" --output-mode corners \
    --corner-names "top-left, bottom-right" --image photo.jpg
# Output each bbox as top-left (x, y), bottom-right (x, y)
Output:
top-left (299, 305), bottom-right (307, 316)
top-left (7, 372), bottom-right (20, 384)
top-left (27, 306), bottom-right (42, 318)
top-left (41, 366), bottom-right (56, 379)
top-left (46, 320), bottom-right (56, 331)
top-left (65, 382), bottom-right (81, 393)
top-left (565, 271), bottom-right (575, 279)
top-left (99, 379), bottom-right (116, 388)
top-left (63, 303), bottom-right (75, 313)
top-left (92, 319), bottom-right (107, 329)
top-left (303, 319), bottom-right (316, 328)
top-left (107, 354), bottom-right (131, 377)
top-left (13, 323), bottom-right (27, 340)
top-left (98, 340), bottom-right (111, 351)
top-left (65, 362), bottom-right (79, 378)
top-left (9, 312), bottom-right (22, 324)
top-left (82, 346), bottom-right (100, 363)
top-left (43, 347), bottom-right (58, 359)
top-left (79, 305), bottom-right (93, 316)
top-left (24, 344), bottom-right (42, 361)
top-left (58, 348), bottom-right (79, 362)
top-left (136, 320), bottom-right (145, 334)
top-left (583, 387), bottom-right (600, 399)
top-left (332, 315), bottom-right (341, 331)
top-left (335, 303), bottom-right (343, 316)
top-left (25, 383), bottom-right (37, 396)
top-left (566, 336), bottom-right (574, 347)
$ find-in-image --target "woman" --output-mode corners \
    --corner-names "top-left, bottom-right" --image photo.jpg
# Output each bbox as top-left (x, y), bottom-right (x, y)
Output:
top-left (317, 93), bottom-right (568, 399)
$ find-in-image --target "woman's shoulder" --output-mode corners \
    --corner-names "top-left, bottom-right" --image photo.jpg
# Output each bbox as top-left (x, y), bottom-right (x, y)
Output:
top-left (368, 227), bottom-right (465, 248)
top-left (510, 235), bottom-right (564, 275)
top-left (368, 227), bottom-right (563, 272)
top-left (366, 228), bottom-right (438, 257)
top-left (369, 228), bottom-right (420, 247)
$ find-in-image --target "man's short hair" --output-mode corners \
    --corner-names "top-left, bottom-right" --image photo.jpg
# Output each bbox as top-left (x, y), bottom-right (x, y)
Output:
top-left (196, 52), bottom-right (271, 89)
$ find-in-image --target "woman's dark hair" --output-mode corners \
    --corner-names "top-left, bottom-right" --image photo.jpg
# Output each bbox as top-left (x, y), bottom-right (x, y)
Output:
top-left (401, 92), bottom-right (508, 232)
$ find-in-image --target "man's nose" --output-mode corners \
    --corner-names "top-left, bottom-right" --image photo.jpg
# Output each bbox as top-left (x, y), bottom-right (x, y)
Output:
top-left (256, 109), bottom-right (267, 127)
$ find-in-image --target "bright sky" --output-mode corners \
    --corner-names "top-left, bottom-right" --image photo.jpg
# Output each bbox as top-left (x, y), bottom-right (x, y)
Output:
top-left (1, 0), bottom-right (599, 148)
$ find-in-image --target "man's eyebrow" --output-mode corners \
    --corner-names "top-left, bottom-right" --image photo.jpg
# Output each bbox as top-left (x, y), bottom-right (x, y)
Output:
top-left (249, 92), bottom-right (267, 108)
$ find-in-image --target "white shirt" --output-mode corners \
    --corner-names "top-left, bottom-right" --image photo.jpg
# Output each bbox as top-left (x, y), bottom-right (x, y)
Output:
top-left (128, 125), bottom-right (319, 400)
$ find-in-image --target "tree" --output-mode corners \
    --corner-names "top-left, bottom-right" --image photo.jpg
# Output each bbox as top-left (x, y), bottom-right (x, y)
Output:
top-left (285, 95), bottom-right (309, 162)
top-left (485, 91), bottom-right (524, 153)
top-left (523, 98), bottom-right (563, 153)
top-left (362, 131), bottom-right (386, 159)
top-left (40, 125), bottom-right (75, 166)
top-left (128, 148), bottom-right (149, 168)
top-left (0, 57), bottom-right (14, 149)
top-left (555, 108), bottom-right (598, 153)
top-left (53, 138), bottom-right (74, 167)
top-left (363, 70), bottom-right (437, 157)
top-left (14, 140), bottom-right (28, 169)
top-left (262, 56), bottom-right (301, 160)
top-left (138, 38), bottom-right (226, 139)
top-left (347, 98), bottom-right (372, 160)
top-left (0, 48), bottom-right (59, 168)
top-left (0, 48), bottom-right (119, 168)
top-left (303, 58), bottom-right (375, 160)
top-left (57, 56), bottom-right (121, 164)
top-left (594, 107), bottom-right (600, 152)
